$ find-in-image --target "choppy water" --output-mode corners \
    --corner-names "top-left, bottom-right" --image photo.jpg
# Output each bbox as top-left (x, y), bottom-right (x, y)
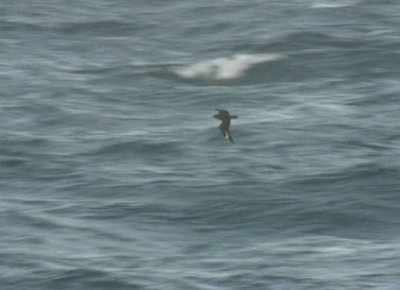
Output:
top-left (2, 1), bottom-right (400, 289)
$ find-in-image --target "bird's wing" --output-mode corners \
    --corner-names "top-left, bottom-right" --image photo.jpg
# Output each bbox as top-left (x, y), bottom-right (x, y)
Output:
top-left (216, 109), bottom-right (230, 117)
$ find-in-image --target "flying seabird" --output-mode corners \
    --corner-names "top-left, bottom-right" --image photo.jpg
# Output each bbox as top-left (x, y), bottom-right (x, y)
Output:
top-left (213, 109), bottom-right (237, 143)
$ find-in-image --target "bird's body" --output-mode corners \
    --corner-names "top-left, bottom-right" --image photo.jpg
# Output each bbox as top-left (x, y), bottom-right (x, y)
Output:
top-left (213, 109), bottom-right (237, 143)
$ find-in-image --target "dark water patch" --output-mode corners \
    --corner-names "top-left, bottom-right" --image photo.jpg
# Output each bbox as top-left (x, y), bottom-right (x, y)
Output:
top-left (0, 136), bottom-right (55, 160)
top-left (0, 19), bottom-right (38, 30)
top-left (289, 205), bottom-right (400, 239)
top-left (239, 31), bottom-right (363, 55)
top-left (343, 162), bottom-right (400, 183)
top-left (58, 20), bottom-right (149, 37)
top-left (287, 162), bottom-right (400, 191)
top-left (182, 21), bottom-right (234, 39)
top-left (1, 158), bottom-right (28, 168)
top-left (68, 65), bottom-right (125, 76)
top-left (1, 134), bottom-right (50, 147)
top-left (38, 268), bottom-right (143, 290)
top-left (90, 139), bottom-right (183, 159)
top-left (346, 88), bottom-right (400, 107)
top-left (0, 19), bottom-right (54, 34)
top-left (74, 202), bottom-right (173, 222)
top-left (3, 208), bottom-right (63, 232)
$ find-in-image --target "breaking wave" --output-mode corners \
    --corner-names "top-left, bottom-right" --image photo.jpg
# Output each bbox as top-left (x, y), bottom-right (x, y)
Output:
top-left (310, 0), bottom-right (359, 9)
top-left (173, 53), bottom-right (283, 80)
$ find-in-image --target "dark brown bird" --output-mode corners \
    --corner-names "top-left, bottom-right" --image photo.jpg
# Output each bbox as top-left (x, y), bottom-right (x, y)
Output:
top-left (213, 109), bottom-right (237, 143)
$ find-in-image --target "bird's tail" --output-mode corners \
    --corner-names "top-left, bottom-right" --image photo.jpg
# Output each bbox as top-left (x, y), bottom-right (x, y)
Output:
top-left (226, 131), bottom-right (234, 143)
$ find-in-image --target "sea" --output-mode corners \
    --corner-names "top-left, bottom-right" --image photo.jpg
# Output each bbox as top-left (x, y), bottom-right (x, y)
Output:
top-left (1, 0), bottom-right (400, 289)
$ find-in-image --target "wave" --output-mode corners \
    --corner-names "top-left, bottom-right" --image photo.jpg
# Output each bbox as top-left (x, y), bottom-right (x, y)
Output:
top-left (173, 53), bottom-right (283, 80)
top-left (54, 20), bottom-right (148, 37)
top-left (0, 20), bottom-right (40, 31)
top-left (310, 0), bottom-right (359, 9)
top-left (89, 139), bottom-right (183, 158)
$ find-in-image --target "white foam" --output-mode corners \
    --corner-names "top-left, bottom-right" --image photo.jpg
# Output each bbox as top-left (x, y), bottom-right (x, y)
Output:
top-left (311, 1), bottom-right (358, 9)
top-left (174, 53), bottom-right (282, 80)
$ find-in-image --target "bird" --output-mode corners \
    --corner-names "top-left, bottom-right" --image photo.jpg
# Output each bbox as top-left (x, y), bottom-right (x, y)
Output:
top-left (213, 109), bottom-right (237, 143)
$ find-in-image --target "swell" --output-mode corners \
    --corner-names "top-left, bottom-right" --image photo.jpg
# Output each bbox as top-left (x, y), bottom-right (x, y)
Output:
top-left (58, 20), bottom-right (134, 35)
top-left (0, 20), bottom-right (44, 32)
top-left (1, 266), bottom-right (145, 290)
top-left (0, 19), bottom-right (147, 37)
top-left (88, 139), bottom-right (184, 159)
top-left (232, 31), bottom-right (362, 54)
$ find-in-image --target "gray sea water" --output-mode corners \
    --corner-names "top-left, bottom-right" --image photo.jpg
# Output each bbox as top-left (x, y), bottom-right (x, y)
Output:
top-left (2, 0), bottom-right (400, 289)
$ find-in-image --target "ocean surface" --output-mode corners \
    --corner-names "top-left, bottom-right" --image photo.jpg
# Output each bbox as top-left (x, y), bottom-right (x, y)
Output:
top-left (2, 0), bottom-right (400, 289)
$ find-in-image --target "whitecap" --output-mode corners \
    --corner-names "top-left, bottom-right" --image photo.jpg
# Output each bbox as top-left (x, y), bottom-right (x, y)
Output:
top-left (174, 53), bottom-right (282, 80)
top-left (311, 0), bottom-right (358, 9)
